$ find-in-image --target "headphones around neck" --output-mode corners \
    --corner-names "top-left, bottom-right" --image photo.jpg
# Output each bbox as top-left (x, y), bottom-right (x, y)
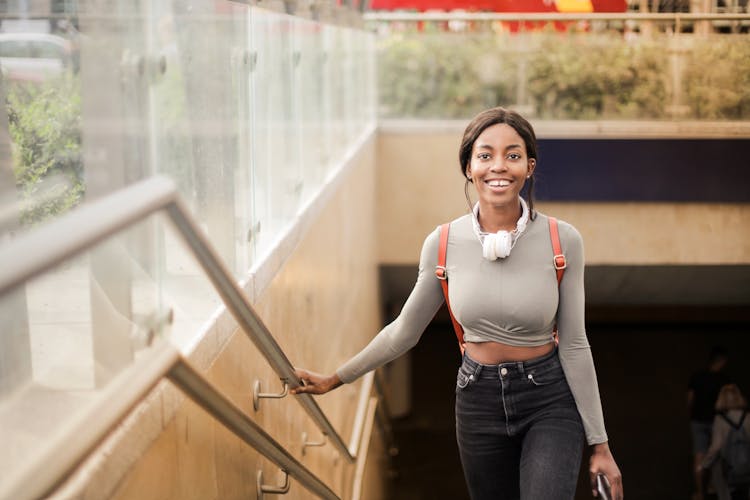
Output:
top-left (474, 199), bottom-right (529, 261)
top-left (482, 230), bottom-right (513, 260)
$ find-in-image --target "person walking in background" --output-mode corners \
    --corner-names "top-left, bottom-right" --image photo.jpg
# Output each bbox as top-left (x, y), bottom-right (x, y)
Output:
top-left (689, 346), bottom-right (732, 500)
top-left (702, 384), bottom-right (750, 500)
top-left (291, 107), bottom-right (623, 500)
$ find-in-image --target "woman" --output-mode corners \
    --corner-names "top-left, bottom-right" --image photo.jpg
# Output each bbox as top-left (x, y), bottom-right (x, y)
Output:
top-left (292, 107), bottom-right (623, 500)
top-left (702, 384), bottom-right (750, 500)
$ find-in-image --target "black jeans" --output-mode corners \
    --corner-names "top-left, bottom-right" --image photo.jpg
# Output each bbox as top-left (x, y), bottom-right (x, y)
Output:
top-left (455, 348), bottom-right (585, 500)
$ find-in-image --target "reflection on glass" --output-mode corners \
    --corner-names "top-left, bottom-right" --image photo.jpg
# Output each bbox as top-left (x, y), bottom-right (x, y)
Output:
top-left (4, 65), bottom-right (82, 230)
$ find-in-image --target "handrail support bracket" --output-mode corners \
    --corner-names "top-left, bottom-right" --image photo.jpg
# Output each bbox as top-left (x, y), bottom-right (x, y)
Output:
top-left (253, 379), bottom-right (290, 411)
top-left (257, 469), bottom-right (291, 499)
top-left (301, 431), bottom-right (328, 456)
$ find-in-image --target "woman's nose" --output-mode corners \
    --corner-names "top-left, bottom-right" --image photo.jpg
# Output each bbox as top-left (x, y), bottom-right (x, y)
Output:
top-left (489, 160), bottom-right (507, 172)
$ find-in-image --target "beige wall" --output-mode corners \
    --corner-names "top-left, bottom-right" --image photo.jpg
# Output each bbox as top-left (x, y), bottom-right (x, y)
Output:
top-left (376, 129), bottom-right (750, 266)
top-left (60, 139), bottom-right (390, 499)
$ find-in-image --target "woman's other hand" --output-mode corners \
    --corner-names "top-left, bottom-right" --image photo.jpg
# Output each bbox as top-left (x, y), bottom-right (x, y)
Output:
top-left (590, 442), bottom-right (623, 500)
top-left (290, 369), bottom-right (343, 395)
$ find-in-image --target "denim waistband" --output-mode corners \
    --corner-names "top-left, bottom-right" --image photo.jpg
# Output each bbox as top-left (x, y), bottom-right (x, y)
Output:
top-left (461, 345), bottom-right (559, 378)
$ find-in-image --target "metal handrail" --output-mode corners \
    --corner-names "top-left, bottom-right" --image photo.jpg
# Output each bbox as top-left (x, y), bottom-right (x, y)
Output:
top-left (373, 371), bottom-right (398, 455)
top-left (348, 372), bottom-right (375, 457)
top-left (2, 340), bottom-right (339, 499)
top-left (350, 397), bottom-right (379, 500)
top-left (168, 357), bottom-right (339, 500)
top-left (165, 196), bottom-right (355, 462)
top-left (346, 370), bottom-right (397, 458)
top-left (0, 178), bottom-right (176, 298)
top-left (1, 343), bottom-right (180, 500)
top-left (0, 177), bottom-right (356, 474)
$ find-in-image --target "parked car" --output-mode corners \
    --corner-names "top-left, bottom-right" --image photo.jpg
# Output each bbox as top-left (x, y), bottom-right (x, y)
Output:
top-left (0, 32), bottom-right (77, 83)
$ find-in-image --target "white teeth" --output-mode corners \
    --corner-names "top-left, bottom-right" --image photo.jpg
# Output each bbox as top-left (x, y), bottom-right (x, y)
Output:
top-left (488, 180), bottom-right (510, 187)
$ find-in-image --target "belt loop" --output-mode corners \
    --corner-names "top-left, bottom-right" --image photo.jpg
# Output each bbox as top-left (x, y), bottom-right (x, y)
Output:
top-left (473, 363), bottom-right (482, 379)
top-left (516, 361), bottom-right (525, 374)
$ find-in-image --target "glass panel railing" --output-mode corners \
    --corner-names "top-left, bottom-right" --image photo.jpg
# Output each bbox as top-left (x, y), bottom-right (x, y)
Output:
top-left (145, 4), bottom-right (251, 276)
top-left (324, 25), bottom-right (350, 163)
top-left (296, 18), bottom-right (329, 206)
top-left (250, 8), bottom-right (298, 260)
top-left (1, 3), bottom-right (376, 280)
top-left (373, 20), bottom-right (750, 121)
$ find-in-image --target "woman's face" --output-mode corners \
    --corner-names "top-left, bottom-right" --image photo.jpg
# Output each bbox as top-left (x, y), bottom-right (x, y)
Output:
top-left (466, 123), bottom-right (535, 209)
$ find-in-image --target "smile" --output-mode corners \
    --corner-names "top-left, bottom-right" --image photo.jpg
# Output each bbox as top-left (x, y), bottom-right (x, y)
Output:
top-left (486, 179), bottom-right (511, 188)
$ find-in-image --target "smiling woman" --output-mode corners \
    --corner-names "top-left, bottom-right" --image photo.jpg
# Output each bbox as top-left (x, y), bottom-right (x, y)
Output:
top-left (293, 107), bottom-right (624, 500)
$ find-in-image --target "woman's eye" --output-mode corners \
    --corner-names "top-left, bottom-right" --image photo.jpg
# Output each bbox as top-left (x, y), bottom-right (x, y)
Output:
top-left (507, 153), bottom-right (522, 160)
top-left (477, 153), bottom-right (491, 160)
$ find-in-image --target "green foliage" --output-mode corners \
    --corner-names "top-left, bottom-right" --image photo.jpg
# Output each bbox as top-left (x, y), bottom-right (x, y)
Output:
top-left (7, 74), bottom-right (83, 226)
top-left (377, 31), bottom-right (749, 121)
top-left (377, 33), bottom-right (521, 118)
top-left (684, 37), bottom-right (750, 119)
top-left (526, 34), bottom-right (668, 119)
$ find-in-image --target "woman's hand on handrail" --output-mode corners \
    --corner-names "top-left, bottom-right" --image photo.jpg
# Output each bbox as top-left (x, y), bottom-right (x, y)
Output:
top-left (290, 369), bottom-right (343, 395)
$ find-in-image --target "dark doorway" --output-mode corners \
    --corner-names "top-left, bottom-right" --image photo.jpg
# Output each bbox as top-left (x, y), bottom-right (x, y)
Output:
top-left (387, 317), bottom-right (750, 499)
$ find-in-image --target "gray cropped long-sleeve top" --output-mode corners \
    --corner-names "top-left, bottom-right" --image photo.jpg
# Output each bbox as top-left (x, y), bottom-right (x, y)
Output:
top-left (336, 212), bottom-right (608, 445)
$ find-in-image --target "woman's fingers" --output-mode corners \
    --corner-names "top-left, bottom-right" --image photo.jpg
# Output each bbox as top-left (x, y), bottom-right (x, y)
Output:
top-left (290, 368), bottom-right (311, 394)
top-left (290, 368), bottom-right (327, 394)
top-left (294, 369), bottom-right (308, 383)
top-left (290, 369), bottom-right (342, 395)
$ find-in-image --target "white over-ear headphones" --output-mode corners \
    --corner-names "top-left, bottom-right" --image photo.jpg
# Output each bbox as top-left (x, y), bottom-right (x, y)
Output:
top-left (472, 199), bottom-right (530, 261)
top-left (483, 230), bottom-right (513, 260)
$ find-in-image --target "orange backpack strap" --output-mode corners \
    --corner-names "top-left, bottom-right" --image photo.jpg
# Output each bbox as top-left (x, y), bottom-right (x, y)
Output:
top-left (548, 217), bottom-right (566, 285)
top-left (548, 217), bottom-right (566, 343)
top-left (435, 223), bottom-right (465, 353)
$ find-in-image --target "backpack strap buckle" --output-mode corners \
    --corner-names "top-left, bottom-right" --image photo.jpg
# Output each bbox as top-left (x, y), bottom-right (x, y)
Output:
top-left (553, 254), bottom-right (567, 270)
top-left (435, 265), bottom-right (447, 280)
